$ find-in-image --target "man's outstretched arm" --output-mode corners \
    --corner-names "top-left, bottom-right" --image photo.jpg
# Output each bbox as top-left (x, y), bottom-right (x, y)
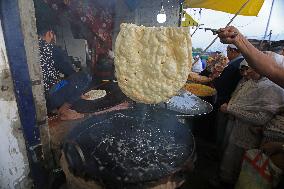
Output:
top-left (217, 26), bottom-right (284, 88)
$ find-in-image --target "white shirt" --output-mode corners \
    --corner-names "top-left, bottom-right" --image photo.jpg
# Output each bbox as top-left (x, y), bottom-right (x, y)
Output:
top-left (192, 58), bottom-right (203, 73)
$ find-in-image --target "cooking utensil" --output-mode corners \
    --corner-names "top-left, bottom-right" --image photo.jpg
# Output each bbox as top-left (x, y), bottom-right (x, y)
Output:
top-left (63, 105), bottom-right (195, 186)
top-left (158, 90), bottom-right (213, 117)
top-left (71, 81), bottom-right (129, 113)
top-left (198, 27), bottom-right (220, 35)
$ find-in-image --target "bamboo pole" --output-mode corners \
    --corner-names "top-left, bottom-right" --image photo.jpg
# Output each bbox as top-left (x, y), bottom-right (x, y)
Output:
top-left (260, 0), bottom-right (275, 49)
top-left (192, 0), bottom-right (252, 66)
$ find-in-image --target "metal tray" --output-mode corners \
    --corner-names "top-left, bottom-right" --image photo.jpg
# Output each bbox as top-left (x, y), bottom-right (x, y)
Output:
top-left (158, 90), bottom-right (213, 117)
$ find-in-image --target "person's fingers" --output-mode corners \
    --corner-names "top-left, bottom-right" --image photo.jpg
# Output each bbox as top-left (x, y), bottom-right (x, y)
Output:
top-left (217, 28), bottom-right (225, 33)
top-left (219, 37), bottom-right (235, 44)
top-left (218, 30), bottom-right (237, 39)
top-left (81, 94), bottom-right (90, 100)
top-left (218, 26), bottom-right (239, 44)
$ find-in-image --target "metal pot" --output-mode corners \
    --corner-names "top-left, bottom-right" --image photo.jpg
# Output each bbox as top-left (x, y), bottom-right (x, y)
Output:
top-left (199, 91), bottom-right (217, 105)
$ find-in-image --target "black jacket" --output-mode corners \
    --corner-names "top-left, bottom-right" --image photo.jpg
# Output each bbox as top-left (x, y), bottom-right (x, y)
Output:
top-left (213, 56), bottom-right (244, 107)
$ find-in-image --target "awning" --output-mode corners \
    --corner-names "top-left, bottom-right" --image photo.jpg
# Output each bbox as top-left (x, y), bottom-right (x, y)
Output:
top-left (181, 12), bottom-right (199, 27)
top-left (184, 0), bottom-right (264, 16)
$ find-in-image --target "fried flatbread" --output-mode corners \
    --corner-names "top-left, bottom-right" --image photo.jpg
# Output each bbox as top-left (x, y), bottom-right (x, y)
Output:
top-left (84, 90), bottom-right (107, 100)
top-left (115, 23), bottom-right (192, 104)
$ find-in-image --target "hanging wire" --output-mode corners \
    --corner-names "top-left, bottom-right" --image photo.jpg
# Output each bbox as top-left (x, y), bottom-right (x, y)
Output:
top-left (198, 8), bottom-right (202, 20)
top-left (245, 35), bottom-right (262, 38)
top-left (234, 17), bottom-right (258, 28)
top-left (271, 34), bottom-right (279, 41)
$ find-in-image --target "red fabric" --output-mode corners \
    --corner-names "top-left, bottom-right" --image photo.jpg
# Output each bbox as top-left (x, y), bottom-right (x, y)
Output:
top-left (243, 152), bottom-right (272, 182)
top-left (43, 0), bottom-right (115, 68)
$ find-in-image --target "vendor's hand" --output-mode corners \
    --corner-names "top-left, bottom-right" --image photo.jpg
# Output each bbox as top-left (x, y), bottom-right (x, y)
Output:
top-left (261, 142), bottom-right (283, 156)
top-left (249, 126), bottom-right (263, 136)
top-left (81, 94), bottom-right (90, 100)
top-left (205, 77), bottom-right (213, 83)
top-left (220, 103), bottom-right (228, 113)
top-left (217, 26), bottom-right (241, 45)
top-left (94, 102), bottom-right (130, 115)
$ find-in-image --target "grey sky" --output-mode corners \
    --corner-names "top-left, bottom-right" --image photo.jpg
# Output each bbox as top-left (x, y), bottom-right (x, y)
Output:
top-left (187, 0), bottom-right (284, 52)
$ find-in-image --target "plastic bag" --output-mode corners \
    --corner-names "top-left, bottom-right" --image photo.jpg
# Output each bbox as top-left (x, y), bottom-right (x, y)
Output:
top-left (235, 149), bottom-right (282, 189)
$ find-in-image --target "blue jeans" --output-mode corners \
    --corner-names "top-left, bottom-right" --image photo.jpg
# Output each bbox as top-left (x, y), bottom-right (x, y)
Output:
top-left (46, 71), bottom-right (92, 112)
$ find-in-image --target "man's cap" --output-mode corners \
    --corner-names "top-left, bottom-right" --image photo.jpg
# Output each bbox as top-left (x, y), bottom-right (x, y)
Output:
top-left (239, 59), bottom-right (249, 69)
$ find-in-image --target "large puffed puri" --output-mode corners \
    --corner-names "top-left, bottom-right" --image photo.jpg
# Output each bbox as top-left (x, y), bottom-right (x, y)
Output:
top-left (114, 23), bottom-right (192, 104)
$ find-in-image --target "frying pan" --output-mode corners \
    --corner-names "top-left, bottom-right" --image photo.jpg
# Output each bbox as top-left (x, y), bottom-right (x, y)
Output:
top-left (71, 81), bottom-right (130, 113)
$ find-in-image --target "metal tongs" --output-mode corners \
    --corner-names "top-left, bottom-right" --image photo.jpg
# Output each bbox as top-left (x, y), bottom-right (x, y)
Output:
top-left (198, 27), bottom-right (220, 35)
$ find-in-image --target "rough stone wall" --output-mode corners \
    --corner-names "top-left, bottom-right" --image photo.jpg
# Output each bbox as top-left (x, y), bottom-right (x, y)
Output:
top-left (18, 0), bottom-right (52, 167)
top-left (0, 19), bottom-right (32, 189)
top-left (113, 0), bottom-right (180, 48)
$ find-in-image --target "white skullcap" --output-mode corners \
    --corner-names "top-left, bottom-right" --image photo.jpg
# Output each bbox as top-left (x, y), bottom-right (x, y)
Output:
top-left (239, 59), bottom-right (249, 69)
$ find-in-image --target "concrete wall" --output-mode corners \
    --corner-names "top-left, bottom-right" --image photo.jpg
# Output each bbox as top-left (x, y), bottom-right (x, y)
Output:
top-left (0, 19), bottom-right (32, 189)
top-left (0, 0), bottom-right (54, 187)
top-left (113, 0), bottom-right (180, 47)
